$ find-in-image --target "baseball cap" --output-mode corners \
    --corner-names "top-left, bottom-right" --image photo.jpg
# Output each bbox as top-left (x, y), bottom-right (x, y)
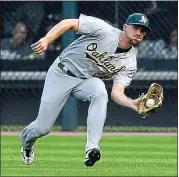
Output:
top-left (126, 13), bottom-right (151, 32)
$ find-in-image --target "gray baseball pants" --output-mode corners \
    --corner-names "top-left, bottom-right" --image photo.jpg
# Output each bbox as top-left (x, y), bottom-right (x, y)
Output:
top-left (20, 58), bottom-right (108, 153)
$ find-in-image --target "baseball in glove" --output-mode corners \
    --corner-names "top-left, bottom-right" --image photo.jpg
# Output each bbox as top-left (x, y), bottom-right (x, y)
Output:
top-left (138, 83), bottom-right (164, 118)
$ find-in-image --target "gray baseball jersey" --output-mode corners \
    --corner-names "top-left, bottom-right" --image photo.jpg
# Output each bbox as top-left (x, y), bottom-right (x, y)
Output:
top-left (59, 14), bottom-right (137, 86)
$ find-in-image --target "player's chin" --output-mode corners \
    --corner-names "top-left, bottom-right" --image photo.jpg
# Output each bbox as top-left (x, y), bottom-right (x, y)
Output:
top-left (130, 39), bottom-right (140, 45)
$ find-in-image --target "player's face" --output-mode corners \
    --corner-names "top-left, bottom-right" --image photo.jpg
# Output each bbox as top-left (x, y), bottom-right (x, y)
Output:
top-left (124, 24), bottom-right (146, 45)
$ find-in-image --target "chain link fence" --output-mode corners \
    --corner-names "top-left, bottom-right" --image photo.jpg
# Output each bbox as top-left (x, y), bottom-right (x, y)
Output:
top-left (1, 1), bottom-right (178, 128)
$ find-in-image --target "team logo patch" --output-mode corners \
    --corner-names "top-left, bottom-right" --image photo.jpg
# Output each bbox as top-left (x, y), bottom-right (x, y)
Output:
top-left (139, 16), bottom-right (147, 24)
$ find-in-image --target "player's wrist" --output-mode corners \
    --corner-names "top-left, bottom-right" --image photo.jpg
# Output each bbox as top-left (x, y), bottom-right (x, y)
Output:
top-left (131, 104), bottom-right (139, 113)
top-left (44, 36), bottom-right (52, 45)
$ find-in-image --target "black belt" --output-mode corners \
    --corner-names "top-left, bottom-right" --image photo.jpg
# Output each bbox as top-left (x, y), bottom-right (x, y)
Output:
top-left (58, 62), bottom-right (77, 78)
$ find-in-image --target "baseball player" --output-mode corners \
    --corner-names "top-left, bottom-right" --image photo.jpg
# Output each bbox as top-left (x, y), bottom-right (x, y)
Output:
top-left (20, 13), bottom-right (151, 167)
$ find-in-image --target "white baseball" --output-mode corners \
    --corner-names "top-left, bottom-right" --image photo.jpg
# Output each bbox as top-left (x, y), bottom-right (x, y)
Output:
top-left (146, 99), bottom-right (155, 108)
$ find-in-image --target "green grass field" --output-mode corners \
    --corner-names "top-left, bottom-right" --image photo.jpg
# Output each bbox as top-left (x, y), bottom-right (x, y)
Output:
top-left (1, 135), bottom-right (177, 176)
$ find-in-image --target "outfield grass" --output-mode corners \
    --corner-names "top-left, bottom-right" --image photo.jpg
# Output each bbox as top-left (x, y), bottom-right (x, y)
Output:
top-left (1, 125), bottom-right (177, 132)
top-left (1, 135), bottom-right (177, 176)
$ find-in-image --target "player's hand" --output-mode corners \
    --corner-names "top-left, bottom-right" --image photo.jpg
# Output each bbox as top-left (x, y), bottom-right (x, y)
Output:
top-left (31, 37), bottom-right (49, 56)
top-left (131, 99), bottom-right (140, 113)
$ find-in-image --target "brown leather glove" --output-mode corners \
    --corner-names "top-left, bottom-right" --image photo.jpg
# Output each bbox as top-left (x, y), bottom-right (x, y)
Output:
top-left (138, 83), bottom-right (164, 118)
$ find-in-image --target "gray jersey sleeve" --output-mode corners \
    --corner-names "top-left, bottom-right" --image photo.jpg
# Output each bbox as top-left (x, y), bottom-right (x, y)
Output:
top-left (77, 14), bottom-right (113, 36)
top-left (113, 69), bottom-right (136, 87)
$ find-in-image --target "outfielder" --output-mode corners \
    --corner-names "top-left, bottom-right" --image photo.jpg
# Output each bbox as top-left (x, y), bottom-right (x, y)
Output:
top-left (20, 13), bottom-right (153, 167)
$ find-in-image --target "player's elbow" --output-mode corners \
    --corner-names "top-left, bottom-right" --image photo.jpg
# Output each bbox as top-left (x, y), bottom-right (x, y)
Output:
top-left (61, 19), bottom-right (79, 32)
top-left (111, 84), bottom-right (125, 100)
top-left (111, 91), bottom-right (123, 101)
top-left (111, 92), bottom-right (117, 101)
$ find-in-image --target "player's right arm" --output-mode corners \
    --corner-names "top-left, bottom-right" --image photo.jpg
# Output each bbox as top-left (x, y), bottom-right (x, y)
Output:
top-left (31, 19), bottom-right (79, 55)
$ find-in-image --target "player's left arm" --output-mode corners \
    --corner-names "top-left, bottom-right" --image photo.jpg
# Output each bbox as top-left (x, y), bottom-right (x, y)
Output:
top-left (111, 83), bottom-right (139, 112)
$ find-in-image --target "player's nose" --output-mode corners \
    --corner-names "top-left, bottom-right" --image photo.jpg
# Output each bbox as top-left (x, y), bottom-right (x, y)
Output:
top-left (135, 29), bottom-right (141, 36)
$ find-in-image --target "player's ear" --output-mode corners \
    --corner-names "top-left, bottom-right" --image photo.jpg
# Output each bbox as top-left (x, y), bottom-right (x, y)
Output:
top-left (123, 24), bottom-right (127, 31)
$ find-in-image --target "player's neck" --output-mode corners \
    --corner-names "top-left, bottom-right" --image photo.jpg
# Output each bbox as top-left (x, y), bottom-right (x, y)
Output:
top-left (118, 31), bottom-right (132, 49)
